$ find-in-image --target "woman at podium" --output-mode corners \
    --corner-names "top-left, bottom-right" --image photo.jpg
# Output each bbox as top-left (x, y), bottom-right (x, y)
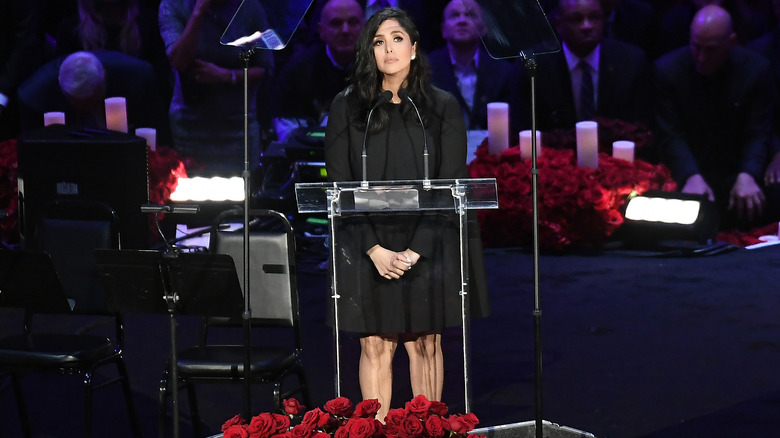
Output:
top-left (325, 7), bottom-right (489, 422)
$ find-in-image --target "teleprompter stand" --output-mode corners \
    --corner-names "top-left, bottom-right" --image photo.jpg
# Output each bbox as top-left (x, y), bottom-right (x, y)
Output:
top-left (295, 178), bottom-right (498, 412)
top-left (94, 249), bottom-right (243, 438)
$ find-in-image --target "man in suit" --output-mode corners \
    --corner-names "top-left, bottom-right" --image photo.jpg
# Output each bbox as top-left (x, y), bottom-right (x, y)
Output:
top-left (654, 4), bottom-right (779, 228)
top-left (270, 0), bottom-right (364, 141)
top-left (428, 0), bottom-right (516, 131)
top-left (512, 0), bottom-right (652, 134)
top-left (17, 50), bottom-right (169, 142)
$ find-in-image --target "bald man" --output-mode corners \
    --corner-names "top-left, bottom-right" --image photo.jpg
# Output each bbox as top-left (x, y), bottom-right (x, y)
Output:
top-left (428, 0), bottom-right (515, 130)
top-left (271, 0), bottom-right (364, 141)
top-left (654, 5), bottom-right (779, 229)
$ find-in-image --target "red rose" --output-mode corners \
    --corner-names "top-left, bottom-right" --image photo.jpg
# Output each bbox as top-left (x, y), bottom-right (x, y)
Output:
top-left (224, 424), bottom-right (250, 438)
top-left (446, 414), bottom-right (479, 435)
top-left (290, 424), bottom-right (312, 438)
top-left (302, 408), bottom-right (332, 430)
top-left (334, 425), bottom-right (350, 438)
top-left (223, 414), bottom-right (247, 432)
top-left (354, 399), bottom-right (381, 418)
top-left (429, 401), bottom-right (448, 416)
top-left (324, 397), bottom-right (354, 417)
top-left (402, 412), bottom-right (424, 436)
top-left (424, 415), bottom-right (447, 437)
top-left (248, 413), bottom-right (277, 438)
top-left (405, 394), bottom-right (432, 418)
top-left (313, 433), bottom-right (331, 438)
top-left (272, 413), bottom-right (292, 434)
top-left (344, 418), bottom-right (374, 438)
top-left (283, 398), bottom-right (306, 416)
top-left (383, 408), bottom-right (407, 434)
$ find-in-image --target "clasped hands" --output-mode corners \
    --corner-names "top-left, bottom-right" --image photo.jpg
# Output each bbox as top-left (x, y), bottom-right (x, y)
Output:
top-left (683, 172), bottom-right (765, 222)
top-left (367, 245), bottom-right (420, 280)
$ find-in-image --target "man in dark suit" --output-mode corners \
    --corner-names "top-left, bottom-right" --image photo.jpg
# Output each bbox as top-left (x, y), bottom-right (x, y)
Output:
top-left (654, 4), bottom-right (779, 228)
top-left (17, 50), bottom-right (169, 142)
top-left (270, 0), bottom-right (364, 141)
top-left (511, 0), bottom-right (652, 134)
top-left (428, 0), bottom-right (516, 131)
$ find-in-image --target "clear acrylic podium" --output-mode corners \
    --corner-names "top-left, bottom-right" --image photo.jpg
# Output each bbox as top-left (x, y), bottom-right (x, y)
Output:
top-left (295, 178), bottom-right (498, 411)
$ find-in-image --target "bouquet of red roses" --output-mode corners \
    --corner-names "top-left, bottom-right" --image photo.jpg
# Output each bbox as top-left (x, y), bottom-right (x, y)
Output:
top-left (221, 395), bottom-right (483, 438)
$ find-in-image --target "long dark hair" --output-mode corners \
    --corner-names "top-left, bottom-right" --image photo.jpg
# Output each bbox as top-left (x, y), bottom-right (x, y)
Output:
top-left (347, 7), bottom-right (434, 133)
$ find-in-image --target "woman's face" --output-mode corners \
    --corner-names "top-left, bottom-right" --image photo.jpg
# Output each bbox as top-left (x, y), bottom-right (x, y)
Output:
top-left (372, 18), bottom-right (417, 80)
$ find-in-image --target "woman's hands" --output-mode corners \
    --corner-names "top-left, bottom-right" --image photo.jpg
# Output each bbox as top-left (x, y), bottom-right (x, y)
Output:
top-left (367, 245), bottom-right (419, 280)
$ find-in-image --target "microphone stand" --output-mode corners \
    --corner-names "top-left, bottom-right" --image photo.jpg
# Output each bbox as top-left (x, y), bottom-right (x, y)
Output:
top-left (238, 47), bottom-right (254, 421)
top-left (520, 50), bottom-right (545, 438)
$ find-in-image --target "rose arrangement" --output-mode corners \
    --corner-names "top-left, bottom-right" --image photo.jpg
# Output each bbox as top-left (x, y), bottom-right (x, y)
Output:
top-left (467, 119), bottom-right (677, 250)
top-left (221, 395), bottom-right (483, 438)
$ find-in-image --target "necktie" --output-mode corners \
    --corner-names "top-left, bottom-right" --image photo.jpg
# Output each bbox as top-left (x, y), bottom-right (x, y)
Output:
top-left (579, 60), bottom-right (596, 121)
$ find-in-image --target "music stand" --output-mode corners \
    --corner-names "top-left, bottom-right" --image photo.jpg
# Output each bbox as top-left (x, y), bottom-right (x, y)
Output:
top-left (94, 249), bottom-right (244, 438)
top-left (218, 0), bottom-right (313, 419)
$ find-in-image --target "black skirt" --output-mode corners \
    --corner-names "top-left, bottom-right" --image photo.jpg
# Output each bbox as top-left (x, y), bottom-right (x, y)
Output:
top-left (328, 211), bottom-right (488, 334)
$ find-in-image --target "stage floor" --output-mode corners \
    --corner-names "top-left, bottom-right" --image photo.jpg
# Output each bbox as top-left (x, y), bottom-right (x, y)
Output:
top-left (2, 244), bottom-right (779, 437)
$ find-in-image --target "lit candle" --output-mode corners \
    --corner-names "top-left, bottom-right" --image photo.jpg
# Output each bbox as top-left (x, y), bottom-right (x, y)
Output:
top-left (105, 97), bottom-right (128, 132)
top-left (43, 112), bottom-right (65, 126)
top-left (612, 140), bottom-right (635, 162)
top-left (519, 130), bottom-right (542, 159)
top-left (487, 102), bottom-right (509, 154)
top-left (135, 127), bottom-right (157, 151)
top-left (576, 121), bottom-right (599, 169)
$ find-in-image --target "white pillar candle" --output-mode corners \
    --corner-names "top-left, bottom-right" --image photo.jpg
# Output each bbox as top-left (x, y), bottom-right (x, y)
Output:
top-left (43, 112), bottom-right (65, 126)
top-left (612, 140), bottom-right (635, 162)
top-left (519, 130), bottom-right (542, 159)
top-left (105, 97), bottom-right (128, 133)
top-left (135, 127), bottom-right (157, 151)
top-left (576, 121), bottom-right (599, 169)
top-left (487, 102), bottom-right (509, 155)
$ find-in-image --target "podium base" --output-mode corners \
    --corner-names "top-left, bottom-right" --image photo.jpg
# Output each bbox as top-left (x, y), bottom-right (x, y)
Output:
top-left (473, 421), bottom-right (596, 438)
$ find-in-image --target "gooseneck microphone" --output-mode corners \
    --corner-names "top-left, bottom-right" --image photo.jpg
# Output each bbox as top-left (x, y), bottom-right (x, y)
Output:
top-left (397, 88), bottom-right (430, 187)
top-left (361, 90), bottom-right (394, 187)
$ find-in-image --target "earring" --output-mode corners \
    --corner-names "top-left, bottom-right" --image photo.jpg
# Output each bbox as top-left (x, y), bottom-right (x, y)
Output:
top-left (411, 54), bottom-right (416, 60)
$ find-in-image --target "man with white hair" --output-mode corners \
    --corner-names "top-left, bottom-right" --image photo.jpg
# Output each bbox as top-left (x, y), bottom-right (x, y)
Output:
top-left (56, 51), bottom-right (107, 127)
top-left (17, 50), bottom-right (168, 137)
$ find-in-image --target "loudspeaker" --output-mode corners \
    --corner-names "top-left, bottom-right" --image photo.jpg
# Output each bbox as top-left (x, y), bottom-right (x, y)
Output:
top-left (17, 125), bottom-right (150, 249)
top-left (473, 421), bottom-right (596, 438)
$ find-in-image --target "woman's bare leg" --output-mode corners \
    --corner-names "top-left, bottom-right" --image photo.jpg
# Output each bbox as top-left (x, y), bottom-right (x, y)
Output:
top-left (404, 332), bottom-right (443, 400)
top-left (359, 334), bottom-right (398, 421)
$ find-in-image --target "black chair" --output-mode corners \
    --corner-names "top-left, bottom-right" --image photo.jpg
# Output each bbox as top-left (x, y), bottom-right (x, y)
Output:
top-left (0, 200), bottom-right (141, 438)
top-left (158, 208), bottom-right (310, 437)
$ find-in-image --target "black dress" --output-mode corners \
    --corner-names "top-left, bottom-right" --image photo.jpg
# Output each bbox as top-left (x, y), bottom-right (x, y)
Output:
top-left (324, 87), bottom-right (489, 334)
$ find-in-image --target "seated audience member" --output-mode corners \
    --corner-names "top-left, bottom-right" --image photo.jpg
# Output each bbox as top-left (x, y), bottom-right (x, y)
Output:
top-left (0, 0), bottom-right (46, 141)
top-left (159, 0), bottom-right (274, 175)
top-left (270, 0), bottom-right (364, 142)
top-left (600, 0), bottom-right (660, 58)
top-left (659, 0), bottom-right (775, 55)
top-left (427, 0), bottom-right (516, 131)
top-left (55, 0), bottom-right (171, 101)
top-left (17, 50), bottom-right (168, 138)
top-left (654, 5), bottom-right (780, 229)
top-left (511, 0), bottom-right (652, 134)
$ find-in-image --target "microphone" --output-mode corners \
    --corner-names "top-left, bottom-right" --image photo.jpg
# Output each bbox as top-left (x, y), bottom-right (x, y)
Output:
top-left (397, 88), bottom-right (430, 187)
top-left (361, 90), bottom-right (394, 187)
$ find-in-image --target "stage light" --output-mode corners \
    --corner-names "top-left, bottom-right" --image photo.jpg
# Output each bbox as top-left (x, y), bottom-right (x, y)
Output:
top-left (169, 176), bottom-right (245, 202)
top-left (620, 190), bottom-right (718, 244)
